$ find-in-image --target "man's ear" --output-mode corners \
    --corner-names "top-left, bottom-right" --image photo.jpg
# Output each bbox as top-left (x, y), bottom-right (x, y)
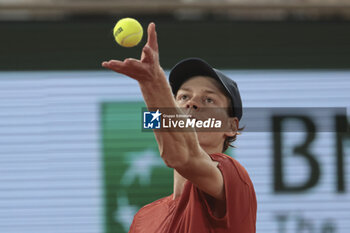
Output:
top-left (224, 117), bottom-right (239, 137)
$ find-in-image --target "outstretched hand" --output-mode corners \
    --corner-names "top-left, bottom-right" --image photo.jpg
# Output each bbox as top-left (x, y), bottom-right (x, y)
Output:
top-left (102, 23), bottom-right (165, 83)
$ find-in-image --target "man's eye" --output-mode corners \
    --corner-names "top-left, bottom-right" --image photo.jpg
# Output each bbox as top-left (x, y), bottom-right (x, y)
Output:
top-left (180, 95), bottom-right (188, 100)
top-left (205, 97), bottom-right (214, 103)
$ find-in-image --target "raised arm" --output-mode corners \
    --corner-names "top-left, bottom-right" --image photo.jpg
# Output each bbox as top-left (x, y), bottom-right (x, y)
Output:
top-left (102, 23), bottom-right (225, 200)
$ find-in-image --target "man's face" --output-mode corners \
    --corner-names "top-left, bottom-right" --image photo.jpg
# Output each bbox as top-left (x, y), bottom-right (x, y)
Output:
top-left (175, 76), bottom-right (237, 153)
top-left (176, 76), bottom-right (230, 109)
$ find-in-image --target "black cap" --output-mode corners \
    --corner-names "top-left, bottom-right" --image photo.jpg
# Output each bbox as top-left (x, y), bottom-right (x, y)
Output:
top-left (169, 57), bottom-right (243, 120)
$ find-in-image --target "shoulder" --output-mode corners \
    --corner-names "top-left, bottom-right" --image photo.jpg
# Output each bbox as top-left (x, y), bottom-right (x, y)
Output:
top-left (192, 153), bottom-right (257, 226)
top-left (208, 153), bottom-right (253, 186)
top-left (134, 195), bottom-right (171, 218)
top-left (139, 195), bottom-right (171, 211)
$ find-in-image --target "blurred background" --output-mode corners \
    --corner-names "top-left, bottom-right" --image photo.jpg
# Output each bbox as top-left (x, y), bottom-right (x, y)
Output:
top-left (0, 0), bottom-right (349, 233)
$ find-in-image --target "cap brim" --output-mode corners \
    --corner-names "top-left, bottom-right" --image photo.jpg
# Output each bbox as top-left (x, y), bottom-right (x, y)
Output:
top-left (169, 58), bottom-right (222, 95)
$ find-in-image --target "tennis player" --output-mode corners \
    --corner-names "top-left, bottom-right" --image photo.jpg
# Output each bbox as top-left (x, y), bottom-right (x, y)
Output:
top-left (102, 23), bottom-right (257, 233)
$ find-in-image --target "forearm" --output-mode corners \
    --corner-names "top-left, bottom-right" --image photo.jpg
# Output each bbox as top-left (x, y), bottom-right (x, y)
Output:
top-left (139, 73), bottom-right (201, 168)
top-left (138, 71), bottom-right (177, 109)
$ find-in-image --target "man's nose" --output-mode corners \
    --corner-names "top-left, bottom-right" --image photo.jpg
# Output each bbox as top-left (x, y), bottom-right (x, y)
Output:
top-left (186, 102), bottom-right (198, 109)
top-left (186, 97), bottom-right (200, 110)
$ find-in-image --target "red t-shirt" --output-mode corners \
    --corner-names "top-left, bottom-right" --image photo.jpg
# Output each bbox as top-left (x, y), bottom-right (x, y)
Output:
top-left (129, 153), bottom-right (257, 233)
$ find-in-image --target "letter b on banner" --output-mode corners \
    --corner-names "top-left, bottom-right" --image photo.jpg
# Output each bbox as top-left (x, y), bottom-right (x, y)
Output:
top-left (273, 115), bottom-right (320, 193)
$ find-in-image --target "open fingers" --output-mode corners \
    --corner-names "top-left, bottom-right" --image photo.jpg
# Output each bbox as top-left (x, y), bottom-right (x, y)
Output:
top-left (147, 22), bottom-right (159, 53)
top-left (102, 60), bottom-right (124, 72)
top-left (102, 59), bottom-right (146, 80)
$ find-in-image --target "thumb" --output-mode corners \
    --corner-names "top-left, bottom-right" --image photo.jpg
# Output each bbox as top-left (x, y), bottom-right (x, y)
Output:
top-left (147, 22), bottom-right (159, 53)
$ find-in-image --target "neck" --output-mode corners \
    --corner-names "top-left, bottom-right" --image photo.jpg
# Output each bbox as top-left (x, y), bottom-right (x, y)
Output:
top-left (199, 143), bottom-right (222, 155)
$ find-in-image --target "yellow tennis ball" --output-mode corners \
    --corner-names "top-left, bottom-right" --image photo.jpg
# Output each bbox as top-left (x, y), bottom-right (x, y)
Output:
top-left (113, 18), bottom-right (143, 47)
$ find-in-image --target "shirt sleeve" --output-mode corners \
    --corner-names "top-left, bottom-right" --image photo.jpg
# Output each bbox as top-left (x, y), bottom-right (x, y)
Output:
top-left (128, 212), bottom-right (139, 233)
top-left (196, 153), bottom-right (255, 228)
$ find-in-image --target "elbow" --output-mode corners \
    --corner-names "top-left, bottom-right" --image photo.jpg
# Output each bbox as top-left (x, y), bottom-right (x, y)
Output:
top-left (160, 140), bottom-right (199, 169)
top-left (160, 142), bottom-right (191, 169)
top-left (161, 150), bottom-right (189, 169)
top-left (159, 133), bottom-right (200, 169)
